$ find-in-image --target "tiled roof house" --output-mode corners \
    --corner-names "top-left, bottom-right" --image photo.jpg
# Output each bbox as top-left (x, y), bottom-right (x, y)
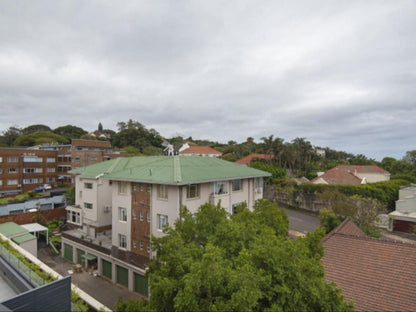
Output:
top-left (322, 219), bottom-right (416, 311)
top-left (235, 154), bottom-right (274, 164)
top-left (311, 165), bottom-right (390, 185)
top-left (179, 146), bottom-right (222, 157)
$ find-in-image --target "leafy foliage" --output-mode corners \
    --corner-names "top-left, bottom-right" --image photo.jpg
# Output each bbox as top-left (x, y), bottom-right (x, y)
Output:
top-left (22, 124), bottom-right (52, 134)
top-left (13, 131), bottom-right (68, 146)
top-left (53, 125), bottom-right (87, 141)
top-left (319, 209), bottom-right (341, 234)
top-left (143, 201), bottom-right (353, 312)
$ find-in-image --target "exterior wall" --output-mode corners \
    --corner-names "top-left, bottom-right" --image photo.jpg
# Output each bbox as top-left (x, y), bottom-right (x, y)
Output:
top-left (19, 239), bottom-right (37, 257)
top-left (398, 187), bottom-right (416, 200)
top-left (396, 198), bottom-right (416, 213)
top-left (112, 182), bottom-right (132, 252)
top-left (152, 185), bottom-right (180, 239)
top-left (393, 219), bottom-right (416, 233)
top-left (0, 207), bottom-right (66, 225)
top-left (356, 172), bottom-right (390, 183)
top-left (131, 183), bottom-right (151, 258)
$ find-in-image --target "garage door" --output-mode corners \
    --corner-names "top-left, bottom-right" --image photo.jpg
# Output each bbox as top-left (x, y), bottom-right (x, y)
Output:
top-left (102, 259), bottom-right (112, 279)
top-left (63, 244), bottom-right (73, 262)
top-left (134, 273), bottom-right (148, 296)
top-left (116, 265), bottom-right (128, 288)
top-left (77, 249), bottom-right (85, 265)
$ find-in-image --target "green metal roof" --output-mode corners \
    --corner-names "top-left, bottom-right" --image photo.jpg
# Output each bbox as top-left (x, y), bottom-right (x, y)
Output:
top-left (0, 222), bottom-right (28, 237)
top-left (70, 156), bottom-right (271, 185)
top-left (12, 233), bottom-right (36, 244)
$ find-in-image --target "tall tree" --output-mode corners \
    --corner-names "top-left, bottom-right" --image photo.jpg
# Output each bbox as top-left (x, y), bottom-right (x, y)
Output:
top-left (53, 125), bottom-right (87, 141)
top-left (98, 122), bottom-right (103, 131)
top-left (145, 201), bottom-right (353, 312)
top-left (22, 124), bottom-right (51, 134)
top-left (2, 126), bottom-right (22, 146)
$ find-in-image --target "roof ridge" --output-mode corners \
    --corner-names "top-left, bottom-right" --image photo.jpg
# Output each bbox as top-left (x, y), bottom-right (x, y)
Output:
top-left (330, 232), bottom-right (416, 247)
top-left (174, 156), bottom-right (182, 183)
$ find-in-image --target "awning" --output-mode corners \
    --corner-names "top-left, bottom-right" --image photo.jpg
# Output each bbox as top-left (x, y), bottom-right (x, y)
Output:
top-left (81, 253), bottom-right (97, 261)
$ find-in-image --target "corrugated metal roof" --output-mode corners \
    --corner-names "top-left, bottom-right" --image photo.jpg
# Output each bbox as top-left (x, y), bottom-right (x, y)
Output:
top-left (70, 156), bottom-right (271, 185)
top-left (12, 233), bottom-right (36, 244)
top-left (0, 222), bottom-right (28, 237)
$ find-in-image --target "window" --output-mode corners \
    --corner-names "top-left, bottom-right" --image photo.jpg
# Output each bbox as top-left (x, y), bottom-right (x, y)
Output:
top-left (84, 202), bottom-right (93, 209)
top-left (118, 182), bottom-right (127, 194)
top-left (255, 177), bottom-right (263, 188)
top-left (212, 182), bottom-right (228, 195)
top-left (140, 240), bottom-right (143, 250)
top-left (119, 234), bottom-right (127, 249)
top-left (0, 169), bottom-right (2, 174)
top-left (22, 156), bottom-right (43, 162)
top-left (157, 214), bottom-right (168, 230)
top-left (186, 184), bottom-right (200, 199)
top-left (7, 156), bottom-right (18, 163)
top-left (23, 178), bottom-right (43, 184)
top-left (46, 157), bottom-right (56, 163)
top-left (132, 209), bottom-right (137, 220)
top-left (146, 212), bottom-right (150, 223)
top-left (147, 185), bottom-right (151, 192)
top-left (139, 211), bottom-right (143, 221)
top-left (119, 207), bottom-right (127, 222)
top-left (157, 185), bottom-right (168, 199)
top-left (84, 182), bottom-right (93, 189)
top-left (0, 156), bottom-right (2, 162)
top-left (8, 168), bottom-right (18, 174)
top-left (133, 239), bottom-right (137, 249)
top-left (79, 191), bottom-right (82, 199)
top-left (7, 179), bottom-right (18, 185)
top-left (232, 180), bottom-right (242, 192)
top-left (23, 168), bottom-right (42, 173)
top-left (0, 180), bottom-right (2, 186)
top-left (46, 177), bottom-right (55, 183)
top-left (146, 243), bottom-right (150, 253)
top-left (47, 167), bottom-right (55, 173)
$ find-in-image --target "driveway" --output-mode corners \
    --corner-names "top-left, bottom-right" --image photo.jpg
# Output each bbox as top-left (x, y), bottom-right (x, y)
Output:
top-left (37, 246), bottom-right (143, 310)
top-left (284, 208), bottom-right (320, 235)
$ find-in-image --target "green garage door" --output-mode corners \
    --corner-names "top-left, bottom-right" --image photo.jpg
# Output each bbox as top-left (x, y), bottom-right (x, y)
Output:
top-left (116, 265), bottom-right (128, 288)
top-left (102, 260), bottom-right (112, 279)
top-left (77, 249), bottom-right (85, 265)
top-left (64, 244), bottom-right (73, 262)
top-left (134, 273), bottom-right (148, 296)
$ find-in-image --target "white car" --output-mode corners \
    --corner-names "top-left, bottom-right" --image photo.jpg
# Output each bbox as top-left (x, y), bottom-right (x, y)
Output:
top-left (43, 184), bottom-right (52, 190)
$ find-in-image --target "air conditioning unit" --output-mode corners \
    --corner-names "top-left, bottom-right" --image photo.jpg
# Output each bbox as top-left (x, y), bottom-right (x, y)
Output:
top-left (103, 206), bottom-right (111, 213)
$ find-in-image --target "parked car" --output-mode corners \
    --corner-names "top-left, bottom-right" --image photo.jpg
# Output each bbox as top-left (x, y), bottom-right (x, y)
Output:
top-left (33, 186), bottom-right (45, 193)
top-left (43, 184), bottom-right (52, 190)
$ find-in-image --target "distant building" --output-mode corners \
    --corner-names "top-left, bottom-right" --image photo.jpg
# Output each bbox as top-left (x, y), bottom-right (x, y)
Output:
top-left (0, 139), bottom-right (124, 194)
top-left (389, 186), bottom-right (416, 233)
top-left (179, 146), bottom-right (222, 157)
top-left (235, 154), bottom-right (274, 164)
top-left (314, 148), bottom-right (326, 157)
top-left (311, 165), bottom-right (390, 185)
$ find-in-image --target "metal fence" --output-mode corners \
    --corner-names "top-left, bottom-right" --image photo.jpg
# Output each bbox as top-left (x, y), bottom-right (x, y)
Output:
top-left (0, 244), bottom-right (45, 286)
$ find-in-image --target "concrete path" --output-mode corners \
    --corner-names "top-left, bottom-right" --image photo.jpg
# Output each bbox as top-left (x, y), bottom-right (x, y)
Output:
top-left (37, 246), bottom-right (143, 310)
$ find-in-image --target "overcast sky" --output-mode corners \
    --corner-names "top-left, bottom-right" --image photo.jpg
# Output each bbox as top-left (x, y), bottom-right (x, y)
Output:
top-left (0, 1), bottom-right (415, 160)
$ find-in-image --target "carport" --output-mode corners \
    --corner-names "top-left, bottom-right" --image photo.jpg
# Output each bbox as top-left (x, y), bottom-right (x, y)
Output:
top-left (21, 223), bottom-right (49, 245)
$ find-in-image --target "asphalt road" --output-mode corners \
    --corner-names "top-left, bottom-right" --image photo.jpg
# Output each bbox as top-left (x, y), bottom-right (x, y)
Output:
top-left (284, 208), bottom-right (320, 234)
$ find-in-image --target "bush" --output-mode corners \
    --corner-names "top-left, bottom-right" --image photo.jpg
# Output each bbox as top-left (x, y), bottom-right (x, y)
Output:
top-left (319, 209), bottom-right (341, 233)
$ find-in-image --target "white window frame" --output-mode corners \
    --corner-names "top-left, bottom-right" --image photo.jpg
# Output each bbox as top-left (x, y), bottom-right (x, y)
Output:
top-left (139, 211), bottom-right (143, 221)
top-left (232, 180), bottom-right (243, 192)
top-left (118, 182), bottom-right (127, 194)
top-left (7, 179), bottom-right (18, 185)
top-left (119, 207), bottom-right (127, 222)
top-left (46, 167), bottom-right (55, 173)
top-left (8, 168), bottom-right (18, 174)
top-left (212, 181), bottom-right (228, 195)
top-left (46, 157), bottom-right (56, 163)
top-left (84, 182), bottom-right (93, 189)
top-left (157, 214), bottom-right (168, 230)
top-left (84, 202), bottom-right (93, 209)
top-left (186, 184), bottom-right (200, 199)
top-left (7, 156), bottom-right (18, 163)
top-left (119, 234), bottom-right (127, 249)
top-left (146, 212), bottom-right (150, 223)
top-left (157, 185), bottom-right (168, 200)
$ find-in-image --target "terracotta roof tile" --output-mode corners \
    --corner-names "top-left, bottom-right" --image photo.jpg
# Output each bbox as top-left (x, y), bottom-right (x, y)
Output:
top-left (322, 219), bottom-right (416, 311)
top-left (235, 154), bottom-right (274, 164)
top-left (179, 146), bottom-right (222, 155)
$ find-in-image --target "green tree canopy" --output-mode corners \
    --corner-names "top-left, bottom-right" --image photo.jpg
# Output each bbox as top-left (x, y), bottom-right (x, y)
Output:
top-left (143, 200), bottom-right (352, 312)
top-left (13, 131), bottom-right (69, 146)
top-left (2, 126), bottom-right (22, 146)
top-left (22, 124), bottom-right (52, 134)
top-left (53, 125), bottom-right (87, 141)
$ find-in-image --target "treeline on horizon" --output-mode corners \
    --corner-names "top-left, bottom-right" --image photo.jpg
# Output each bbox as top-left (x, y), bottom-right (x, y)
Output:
top-left (1, 120), bottom-right (415, 183)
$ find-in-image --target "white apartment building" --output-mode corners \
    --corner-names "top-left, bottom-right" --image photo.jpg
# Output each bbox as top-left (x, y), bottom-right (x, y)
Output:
top-left (61, 156), bottom-right (270, 296)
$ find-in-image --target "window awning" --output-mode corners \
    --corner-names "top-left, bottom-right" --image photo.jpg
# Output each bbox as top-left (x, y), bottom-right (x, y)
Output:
top-left (81, 253), bottom-right (97, 261)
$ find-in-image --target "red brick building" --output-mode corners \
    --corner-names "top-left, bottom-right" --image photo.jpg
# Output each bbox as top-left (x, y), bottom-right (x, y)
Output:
top-left (0, 139), bottom-right (124, 195)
